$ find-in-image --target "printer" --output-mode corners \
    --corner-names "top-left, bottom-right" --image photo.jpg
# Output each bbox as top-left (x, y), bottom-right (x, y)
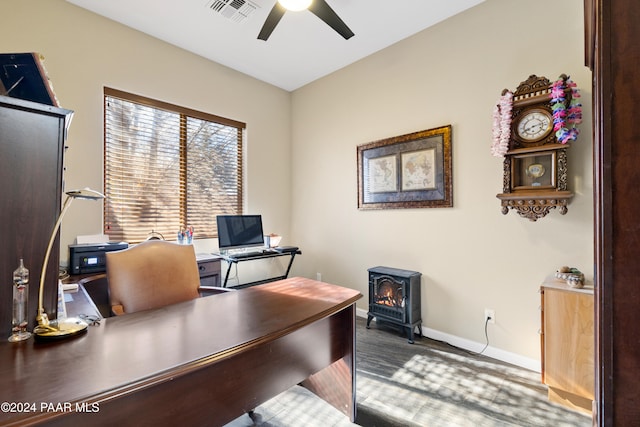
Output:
top-left (69, 242), bottom-right (128, 275)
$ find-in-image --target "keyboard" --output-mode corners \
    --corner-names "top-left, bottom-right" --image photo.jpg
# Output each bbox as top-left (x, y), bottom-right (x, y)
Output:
top-left (229, 251), bottom-right (267, 259)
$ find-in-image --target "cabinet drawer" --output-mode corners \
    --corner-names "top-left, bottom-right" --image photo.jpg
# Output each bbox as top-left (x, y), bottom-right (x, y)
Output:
top-left (198, 259), bottom-right (221, 278)
top-left (200, 275), bottom-right (220, 288)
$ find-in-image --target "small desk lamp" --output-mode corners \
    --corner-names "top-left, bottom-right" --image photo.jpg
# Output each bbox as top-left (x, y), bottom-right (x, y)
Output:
top-left (33, 188), bottom-right (105, 341)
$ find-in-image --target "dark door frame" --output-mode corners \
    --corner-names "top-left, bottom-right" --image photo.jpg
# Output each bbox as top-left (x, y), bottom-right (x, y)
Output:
top-left (588, 0), bottom-right (640, 424)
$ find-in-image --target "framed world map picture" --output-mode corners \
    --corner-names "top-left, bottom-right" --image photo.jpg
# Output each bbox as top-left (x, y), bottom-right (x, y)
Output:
top-left (357, 125), bottom-right (452, 209)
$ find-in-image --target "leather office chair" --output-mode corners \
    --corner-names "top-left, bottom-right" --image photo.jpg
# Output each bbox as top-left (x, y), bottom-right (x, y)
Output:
top-left (106, 240), bottom-right (203, 316)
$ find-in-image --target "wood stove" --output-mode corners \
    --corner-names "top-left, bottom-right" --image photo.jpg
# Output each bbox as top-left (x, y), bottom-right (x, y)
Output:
top-left (366, 266), bottom-right (422, 343)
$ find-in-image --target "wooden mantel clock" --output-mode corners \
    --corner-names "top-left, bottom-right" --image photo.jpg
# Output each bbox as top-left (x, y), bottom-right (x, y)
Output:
top-left (495, 74), bottom-right (577, 221)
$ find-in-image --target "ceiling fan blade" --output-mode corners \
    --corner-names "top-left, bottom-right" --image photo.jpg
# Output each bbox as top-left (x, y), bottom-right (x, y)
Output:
top-left (308, 0), bottom-right (354, 40)
top-left (258, 2), bottom-right (287, 41)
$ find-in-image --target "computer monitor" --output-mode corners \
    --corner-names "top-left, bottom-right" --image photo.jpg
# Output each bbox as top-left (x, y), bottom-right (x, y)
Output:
top-left (216, 215), bottom-right (265, 251)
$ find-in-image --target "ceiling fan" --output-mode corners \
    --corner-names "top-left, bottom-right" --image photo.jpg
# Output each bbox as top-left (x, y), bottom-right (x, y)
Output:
top-left (258, 0), bottom-right (355, 41)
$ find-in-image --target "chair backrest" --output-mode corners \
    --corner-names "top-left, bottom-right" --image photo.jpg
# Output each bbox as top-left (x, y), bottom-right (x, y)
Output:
top-left (106, 240), bottom-right (201, 316)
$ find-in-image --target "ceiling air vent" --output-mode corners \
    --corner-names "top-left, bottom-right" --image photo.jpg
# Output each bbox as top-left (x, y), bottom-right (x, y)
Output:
top-left (206, 0), bottom-right (260, 23)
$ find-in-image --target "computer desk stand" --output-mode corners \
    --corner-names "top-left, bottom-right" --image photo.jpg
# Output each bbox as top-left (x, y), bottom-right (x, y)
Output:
top-left (220, 249), bottom-right (301, 288)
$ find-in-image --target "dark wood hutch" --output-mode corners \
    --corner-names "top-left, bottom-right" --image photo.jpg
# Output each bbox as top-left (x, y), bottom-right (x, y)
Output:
top-left (0, 95), bottom-right (72, 336)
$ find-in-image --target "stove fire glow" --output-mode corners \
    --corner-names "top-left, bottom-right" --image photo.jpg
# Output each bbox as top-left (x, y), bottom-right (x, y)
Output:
top-left (374, 283), bottom-right (405, 308)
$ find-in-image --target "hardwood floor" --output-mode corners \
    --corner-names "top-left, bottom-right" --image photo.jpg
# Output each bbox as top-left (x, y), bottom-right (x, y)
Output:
top-left (226, 316), bottom-right (591, 426)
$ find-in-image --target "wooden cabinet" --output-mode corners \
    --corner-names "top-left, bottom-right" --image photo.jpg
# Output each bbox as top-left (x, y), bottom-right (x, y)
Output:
top-left (0, 96), bottom-right (72, 336)
top-left (540, 280), bottom-right (594, 414)
top-left (197, 256), bottom-right (221, 288)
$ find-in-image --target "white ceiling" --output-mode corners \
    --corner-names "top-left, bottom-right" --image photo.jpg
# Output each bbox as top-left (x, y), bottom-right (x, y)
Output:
top-left (65, 0), bottom-right (485, 91)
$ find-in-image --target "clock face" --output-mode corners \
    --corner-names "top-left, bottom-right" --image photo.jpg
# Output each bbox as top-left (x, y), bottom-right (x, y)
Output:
top-left (516, 109), bottom-right (552, 142)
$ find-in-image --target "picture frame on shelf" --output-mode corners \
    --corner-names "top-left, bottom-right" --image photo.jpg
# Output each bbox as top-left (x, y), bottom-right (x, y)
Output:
top-left (357, 125), bottom-right (452, 210)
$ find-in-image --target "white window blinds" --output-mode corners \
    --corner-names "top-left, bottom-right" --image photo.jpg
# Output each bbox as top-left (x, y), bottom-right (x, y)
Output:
top-left (104, 87), bottom-right (245, 242)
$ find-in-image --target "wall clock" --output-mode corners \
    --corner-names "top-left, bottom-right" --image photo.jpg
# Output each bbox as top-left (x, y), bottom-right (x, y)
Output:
top-left (514, 108), bottom-right (553, 143)
top-left (494, 74), bottom-right (580, 221)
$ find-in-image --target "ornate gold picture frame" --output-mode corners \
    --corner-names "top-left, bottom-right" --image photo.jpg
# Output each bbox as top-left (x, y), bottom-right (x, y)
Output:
top-left (357, 125), bottom-right (452, 209)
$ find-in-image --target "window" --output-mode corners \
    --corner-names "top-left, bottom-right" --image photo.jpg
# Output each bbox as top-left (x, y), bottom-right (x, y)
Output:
top-left (103, 87), bottom-right (245, 243)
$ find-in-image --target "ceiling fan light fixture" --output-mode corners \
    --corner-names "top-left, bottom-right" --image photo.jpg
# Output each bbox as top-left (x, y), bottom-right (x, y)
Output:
top-left (278, 0), bottom-right (312, 12)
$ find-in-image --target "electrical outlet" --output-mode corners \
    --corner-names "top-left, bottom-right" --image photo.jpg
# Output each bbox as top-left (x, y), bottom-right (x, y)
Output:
top-left (316, 272), bottom-right (322, 282)
top-left (484, 308), bottom-right (495, 324)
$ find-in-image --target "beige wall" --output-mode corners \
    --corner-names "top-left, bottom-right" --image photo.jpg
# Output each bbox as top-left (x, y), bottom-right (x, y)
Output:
top-left (1, 0), bottom-right (292, 260)
top-left (2, 0), bottom-right (592, 367)
top-left (289, 0), bottom-right (592, 366)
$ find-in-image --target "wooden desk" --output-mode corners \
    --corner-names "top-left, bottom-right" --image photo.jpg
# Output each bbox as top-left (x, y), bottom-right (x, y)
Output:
top-left (0, 277), bottom-right (361, 426)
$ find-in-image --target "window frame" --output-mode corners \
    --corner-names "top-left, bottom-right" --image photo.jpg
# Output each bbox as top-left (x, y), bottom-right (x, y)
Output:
top-left (103, 87), bottom-right (246, 243)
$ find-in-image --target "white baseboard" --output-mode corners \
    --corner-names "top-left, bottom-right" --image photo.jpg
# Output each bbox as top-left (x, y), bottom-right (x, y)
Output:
top-left (355, 308), bottom-right (540, 373)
